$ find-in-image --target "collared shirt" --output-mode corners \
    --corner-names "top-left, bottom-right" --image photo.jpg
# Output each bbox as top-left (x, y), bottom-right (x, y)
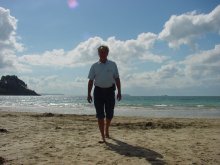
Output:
top-left (88, 60), bottom-right (119, 88)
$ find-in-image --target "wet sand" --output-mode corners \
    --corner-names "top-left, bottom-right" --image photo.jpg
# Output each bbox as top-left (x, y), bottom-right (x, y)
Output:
top-left (0, 110), bottom-right (220, 165)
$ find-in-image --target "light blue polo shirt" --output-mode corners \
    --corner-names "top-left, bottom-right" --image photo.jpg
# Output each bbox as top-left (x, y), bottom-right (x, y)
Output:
top-left (88, 60), bottom-right (119, 88)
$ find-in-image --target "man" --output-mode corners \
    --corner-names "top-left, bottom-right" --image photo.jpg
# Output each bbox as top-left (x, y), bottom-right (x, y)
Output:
top-left (87, 45), bottom-right (121, 143)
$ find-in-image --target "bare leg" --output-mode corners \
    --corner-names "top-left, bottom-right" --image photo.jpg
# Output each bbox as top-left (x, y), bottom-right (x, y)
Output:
top-left (98, 119), bottom-right (105, 143)
top-left (105, 118), bottom-right (111, 138)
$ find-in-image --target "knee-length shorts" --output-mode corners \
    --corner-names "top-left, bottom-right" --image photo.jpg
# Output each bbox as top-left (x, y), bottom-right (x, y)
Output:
top-left (94, 86), bottom-right (115, 119)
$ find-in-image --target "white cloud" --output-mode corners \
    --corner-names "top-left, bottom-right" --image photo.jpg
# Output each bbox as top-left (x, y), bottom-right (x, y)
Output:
top-left (140, 53), bottom-right (168, 63)
top-left (21, 75), bottom-right (88, 95)
top-left (159, 5), bottom-right (220, 48)
top-left (24, 76), bottom-right (65, 94)
top-left (18, 37), bottom-right (103, 68)
top-left (19, 33), bottom-right (166, 69)
top-left (0, 7), bottom-right (16, 41)
top-left (184, 44), bottom-right (220, 80)
top-left (0, 7), bottom-right (24, 71)
top-left (108, 33), bottom-right (159, 63)
top-left (19, 49), bottom-right (66, 67)
top-left (123, 62), bottom-right (186, 89)
top-left (123, 44), bottom-right (220, 92)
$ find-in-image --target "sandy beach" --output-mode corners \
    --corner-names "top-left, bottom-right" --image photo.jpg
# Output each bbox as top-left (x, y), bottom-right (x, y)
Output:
top-left (0, 110), bottom-right (220, 165)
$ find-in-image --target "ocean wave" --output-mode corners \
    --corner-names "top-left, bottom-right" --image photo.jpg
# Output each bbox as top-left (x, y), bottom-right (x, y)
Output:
top-left (196, 105), bottom-right (204, 107)
top-left (154, 104), bottom-right (168, 107)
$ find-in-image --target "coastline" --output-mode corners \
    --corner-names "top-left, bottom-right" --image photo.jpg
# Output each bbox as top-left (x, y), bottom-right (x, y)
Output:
top-left (1, 105), bottom-right (220, 119)
top-left (0, 110), bottom-right (220, 164)
top-left (1, 95), bottom-right (220, 119)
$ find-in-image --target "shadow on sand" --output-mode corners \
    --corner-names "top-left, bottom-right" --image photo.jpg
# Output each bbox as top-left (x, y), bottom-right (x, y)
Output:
top-left (105, 138), bottom-right (166, 165)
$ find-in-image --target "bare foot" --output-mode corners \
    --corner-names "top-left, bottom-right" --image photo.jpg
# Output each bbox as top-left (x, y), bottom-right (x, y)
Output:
top-left (98, 136), bottom-right (106, 143)
top-left (105, 133), bottom-right (110, 138)
top-left (98, 140), bottom-right (106, 144)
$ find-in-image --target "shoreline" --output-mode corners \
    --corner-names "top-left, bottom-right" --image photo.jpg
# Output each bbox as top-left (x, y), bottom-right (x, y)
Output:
top-left (1, 106), bottom-right (220, 119)
top-left (1, 110), bottom-right (220, 164)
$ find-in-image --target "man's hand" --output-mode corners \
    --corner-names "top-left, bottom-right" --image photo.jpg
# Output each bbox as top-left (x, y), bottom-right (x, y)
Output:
top-left (115, 78), bottom-right (121, 101)
top-left (87, 95), bottom-right (93, 103)
top-left (87, 80), bottom-right (93, 103)
top-left (117, 93), bottom-right (121, 101)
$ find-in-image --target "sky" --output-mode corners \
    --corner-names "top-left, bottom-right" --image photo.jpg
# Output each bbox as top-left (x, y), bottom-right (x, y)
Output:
top-left (0, 0), bottom-right (220, 96)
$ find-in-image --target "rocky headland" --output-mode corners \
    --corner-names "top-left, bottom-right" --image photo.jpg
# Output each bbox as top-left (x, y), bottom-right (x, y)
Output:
top-left (0, 75), bottom-right (39, 96)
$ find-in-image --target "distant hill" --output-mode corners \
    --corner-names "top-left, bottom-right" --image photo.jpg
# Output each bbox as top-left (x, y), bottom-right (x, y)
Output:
top-left (0, 75), bottom-right (40, 96)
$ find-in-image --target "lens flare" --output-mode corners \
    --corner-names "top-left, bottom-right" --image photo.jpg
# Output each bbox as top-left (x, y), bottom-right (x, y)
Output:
top-left (67, 0), bottom-right (79, 9)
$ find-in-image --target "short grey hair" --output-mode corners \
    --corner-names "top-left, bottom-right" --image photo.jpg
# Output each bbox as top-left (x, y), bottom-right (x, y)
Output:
top-left (97, 45), bottom-right (109, 53)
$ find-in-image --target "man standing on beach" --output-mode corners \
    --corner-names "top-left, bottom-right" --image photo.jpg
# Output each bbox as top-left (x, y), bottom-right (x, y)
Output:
top-left (87, 45), bottom-right (121, 143)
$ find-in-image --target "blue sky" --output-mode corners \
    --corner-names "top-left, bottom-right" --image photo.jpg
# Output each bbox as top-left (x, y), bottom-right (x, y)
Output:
top-left (0, 0), bottom-right (220, 96)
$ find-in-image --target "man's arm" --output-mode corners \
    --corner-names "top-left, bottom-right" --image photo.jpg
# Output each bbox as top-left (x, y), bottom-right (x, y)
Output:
top-left (87, 80), bottom-right (93, 103)
top-left (115, 78), bottom-right (121, 101)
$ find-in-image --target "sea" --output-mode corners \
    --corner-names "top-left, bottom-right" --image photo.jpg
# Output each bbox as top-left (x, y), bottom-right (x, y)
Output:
top-left (0, 95), bottom-right (220, 118)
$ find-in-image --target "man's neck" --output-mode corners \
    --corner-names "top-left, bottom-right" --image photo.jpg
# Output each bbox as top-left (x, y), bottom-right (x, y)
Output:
top-left (99, 59), bottom-right (107, 63)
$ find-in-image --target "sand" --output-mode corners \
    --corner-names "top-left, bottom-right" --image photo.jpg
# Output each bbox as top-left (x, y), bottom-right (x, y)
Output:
top-left (0, 110), bottom-right (220, 165)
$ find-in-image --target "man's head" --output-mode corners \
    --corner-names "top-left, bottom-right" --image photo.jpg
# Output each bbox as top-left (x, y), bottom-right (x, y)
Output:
top-left (98, 45), bottom-right (109, 63)
top-left (98, 45), bottom-right (109, 54)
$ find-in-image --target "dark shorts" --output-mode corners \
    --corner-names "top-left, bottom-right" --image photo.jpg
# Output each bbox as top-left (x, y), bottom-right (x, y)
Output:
top-left (94, 85), bottom-right (115, 119)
